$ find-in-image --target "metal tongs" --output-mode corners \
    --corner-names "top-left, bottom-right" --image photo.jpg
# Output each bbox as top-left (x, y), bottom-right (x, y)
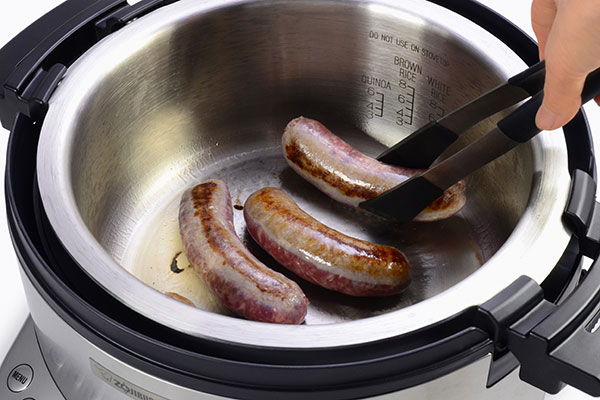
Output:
top-left (360, 60), bottom-right (600, 222)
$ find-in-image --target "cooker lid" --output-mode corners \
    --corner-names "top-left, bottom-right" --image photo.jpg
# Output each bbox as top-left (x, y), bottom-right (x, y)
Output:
top-left (34, 0), bottom-right (574, 348)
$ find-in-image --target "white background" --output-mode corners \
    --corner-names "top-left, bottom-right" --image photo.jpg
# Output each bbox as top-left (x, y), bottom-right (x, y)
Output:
top-left (0, 1), bottom-right (598, 399)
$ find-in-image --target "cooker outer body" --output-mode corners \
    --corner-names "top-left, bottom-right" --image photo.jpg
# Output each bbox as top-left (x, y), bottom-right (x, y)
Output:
top-left (4, 128), bottom-right (494, 396)
top-left (2, 0), bottom-right (599, 399)
top-left (20, 267), bottom-right (545, 400)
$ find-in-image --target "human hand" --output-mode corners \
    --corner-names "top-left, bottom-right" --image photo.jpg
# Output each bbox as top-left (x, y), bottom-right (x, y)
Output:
top-left (531, 0), bottom-right (600, 130)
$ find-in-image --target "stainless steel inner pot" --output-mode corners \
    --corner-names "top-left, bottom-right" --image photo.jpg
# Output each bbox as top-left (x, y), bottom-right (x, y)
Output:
top-left (37, 0), bottom-right (572, 348)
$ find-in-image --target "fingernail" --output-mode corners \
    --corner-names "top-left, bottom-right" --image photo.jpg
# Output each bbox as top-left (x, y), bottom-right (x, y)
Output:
top-left (536, 105), bottom-right (557, 130)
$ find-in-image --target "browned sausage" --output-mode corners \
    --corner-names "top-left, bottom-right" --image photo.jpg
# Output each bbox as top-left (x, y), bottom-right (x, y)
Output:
top-left (283, 117), bottom-right (466, 222)
top-left (179, 180), bottom-right (308, 324)
top-left (244, 187), bottom-right (411, 296)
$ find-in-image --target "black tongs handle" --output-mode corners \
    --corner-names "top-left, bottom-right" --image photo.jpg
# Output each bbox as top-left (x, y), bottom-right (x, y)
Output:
top-left (378, 61), bottom-right (548, 168)
top-left (360, 67), bottom-right (600, 223)
top-left (507, 59), bottom-right (547, 96)
top-left (429, 67), bottom-right (600, 191)
top-left (498, 67), bottom-right (600, 143)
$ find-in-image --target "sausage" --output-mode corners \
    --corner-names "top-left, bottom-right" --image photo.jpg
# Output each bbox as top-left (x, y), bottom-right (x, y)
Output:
top-left (179, 180), bottom-right (309, 324)
top-left (282, 117), bottom-right (466, 222)
top-left (165, 291), bottom-right (195, 306)
top-left (244, 187), bottom-right (411, 297)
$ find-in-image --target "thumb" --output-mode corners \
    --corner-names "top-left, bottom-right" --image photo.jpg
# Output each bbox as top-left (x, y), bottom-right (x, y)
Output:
top-left (535, 61), bottom-right (586, 130)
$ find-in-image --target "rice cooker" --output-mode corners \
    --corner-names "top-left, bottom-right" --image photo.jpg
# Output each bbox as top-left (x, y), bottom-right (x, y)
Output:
top-left (2, 0), bottom-right (600, 399)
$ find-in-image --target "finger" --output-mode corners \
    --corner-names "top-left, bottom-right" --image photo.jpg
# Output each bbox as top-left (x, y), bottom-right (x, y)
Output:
top-left (535, 3), bottom-right (593, 130)
top-left (536, 66), bottom-right (585, 130)
top-left (536, 0), bottom-right (600, 130)
top-left (531, 0), bottom-right (557, 58)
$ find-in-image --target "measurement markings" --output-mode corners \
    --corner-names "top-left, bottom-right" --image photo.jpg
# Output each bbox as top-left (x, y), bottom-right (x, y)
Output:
top-left (366, 87), bottom-right (385, 118)
top-left (428, 99), bottom-right (445, 122)
top-left (396, 79), bottom-right (415, 126)
top-left (405, 85), bottom-right (415, 124)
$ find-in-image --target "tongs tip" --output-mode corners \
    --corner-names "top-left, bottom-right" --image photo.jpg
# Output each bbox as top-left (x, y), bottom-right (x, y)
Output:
top-left (359, 175), bottom-right (444, 223)
top-left (376, 121), bottom-right (458, 169)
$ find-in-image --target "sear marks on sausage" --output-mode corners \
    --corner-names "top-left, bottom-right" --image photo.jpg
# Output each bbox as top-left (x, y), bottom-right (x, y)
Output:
top-left (179, 180), bottom-right (308, 324)
top-left (283, 117), bottom-right (466, 222)
top-left (244, 187), bottom-right (411, 297)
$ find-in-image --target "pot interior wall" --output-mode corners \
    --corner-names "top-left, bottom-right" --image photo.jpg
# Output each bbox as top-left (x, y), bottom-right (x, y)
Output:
top-left (65, 0), bottom-right (533, 324)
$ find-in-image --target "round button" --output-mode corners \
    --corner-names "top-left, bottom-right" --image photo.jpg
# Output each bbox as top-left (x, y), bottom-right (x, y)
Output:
top-left (6, 364), bottom-right (33, 393)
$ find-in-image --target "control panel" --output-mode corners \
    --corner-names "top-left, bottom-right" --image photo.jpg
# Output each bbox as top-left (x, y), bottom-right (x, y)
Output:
top-left (0, 317), bottom-right (65, 399)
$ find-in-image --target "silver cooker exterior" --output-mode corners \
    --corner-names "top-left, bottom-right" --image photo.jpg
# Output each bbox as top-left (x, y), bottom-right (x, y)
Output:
top-left (0, 267), bottom-right (545, 399)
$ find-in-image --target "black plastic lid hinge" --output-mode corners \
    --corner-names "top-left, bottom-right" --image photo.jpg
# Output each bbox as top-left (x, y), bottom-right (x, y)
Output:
top-left (475, 276), bottom-right (547, 387)
top-left (0, 0), bottom-right (181, 130)
top-left (502, 249), bottom-right (600, 396)
top-left (95, 0), bottom-right (179, 39)
top-left (505, 301), bottom-right (564, 394)
top-left (479, 277), bottom-right (597, 395)
top-left (564, 169), bottom-right (600, 259)
top-left (2, 64), bottom-right (66, 127)
top-left (475, 276), bottom-right (544, 352)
